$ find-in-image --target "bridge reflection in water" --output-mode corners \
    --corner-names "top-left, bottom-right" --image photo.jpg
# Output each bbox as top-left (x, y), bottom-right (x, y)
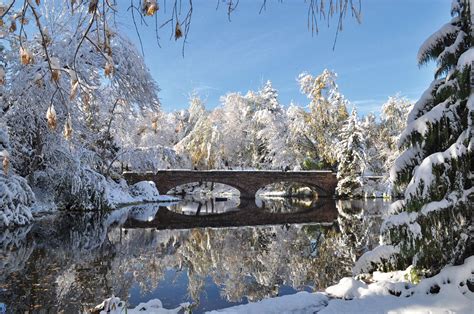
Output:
top-left (123, 198), bottom-right (338, 229)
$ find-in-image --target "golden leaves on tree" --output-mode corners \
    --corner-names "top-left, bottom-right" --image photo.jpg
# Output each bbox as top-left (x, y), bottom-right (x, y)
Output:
top-left (2, 150), bottom-right (9, 176)
top-left (64, 114), bottom-right (73, 140)
top-left (19, 47), bottom-right (33, 65)
top-left (46, 105), bottom-right (57, 130)
top-left (89, 0), bottom-right (98, 13)
top-left (104, 59), bottom-right (114, 77)
top-left (20, 16), bottom-right (28, 25)
top-left (82, 93), bottom-right (91, 112)
top-left (151, 116), bottom-right (158, 132)
top-left (0, 66), bottom-right (5, 85)
top-left (143, 0), bottom-right (159, 16)
top-left (50, 57), bottom-right (61, 82)
top-left (69, 70), bottom-right (79, 100)
top-left (70, 80), bottom-right (79, 100)
top-left (9, 20), bottom-right (16, 32)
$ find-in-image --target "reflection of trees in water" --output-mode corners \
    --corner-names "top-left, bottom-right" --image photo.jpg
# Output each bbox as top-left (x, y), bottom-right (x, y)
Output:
top-left (0, 200), bottom-right (387, 311)
top-left (0, 225), bottom-right (34, 281)
top-left (108, 222), bottom-right (365, 303)
top-left (257, 196), bottom-right (316, 213)
top-left (168, 197), bottom-right (240, 215)
top-left (0, 210), bottom-right (132, 312)
top-left (259, 182), bottom-right (318, 197)
top-left (107, 225), bottom-right (332, 303)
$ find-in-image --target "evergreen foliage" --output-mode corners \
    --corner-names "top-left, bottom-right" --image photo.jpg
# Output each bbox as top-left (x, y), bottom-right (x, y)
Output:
top-left (371, 0), bottom-right (474, 274)
top-left (335, 109), bottom-right (366, 198)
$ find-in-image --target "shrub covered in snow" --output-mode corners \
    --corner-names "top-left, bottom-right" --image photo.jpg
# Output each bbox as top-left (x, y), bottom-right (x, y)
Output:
top-left (0, 174), bottom-right (35, 228)
top-left (0, 125), bottom-right (35, 228)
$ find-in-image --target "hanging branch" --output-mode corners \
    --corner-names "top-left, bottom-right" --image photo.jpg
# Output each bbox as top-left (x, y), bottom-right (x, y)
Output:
top-left (28, 2), bottom-right (68, 111)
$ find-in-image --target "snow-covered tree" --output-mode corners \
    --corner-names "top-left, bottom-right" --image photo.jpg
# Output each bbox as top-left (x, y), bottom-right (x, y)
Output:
top-left (365, 0), bottom-right (474, 274)
top-left (360, 113), bottom-right (382, 176)
top-left (251, 81), bottom-right (293, 168)
top-left (0, 2), bottom-right (160, 212)
top-left (299, 70), bottom-right (349, 167)
top-left (286, 103), bottom-right (314, 169)
top-left (378, 95), bottom-right (412, 188)
top-left (335, 109), bottom-right (366, 198)
top-left (174, 96), bottom-right (224, 169)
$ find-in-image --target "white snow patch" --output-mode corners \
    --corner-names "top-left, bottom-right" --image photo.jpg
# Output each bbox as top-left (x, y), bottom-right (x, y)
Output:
top-left (417, 20), bottom-right (459, 63)
top-left (457, 47), bottom-right (474, 68)
top-left (353, 245), bottom-right (400, 275)
top-left (208, 256), bottom-right (474, 314)
top-left (206, 291), bottom-right (329, 314)
top-left (94, 296), bottom-right (190, 314)
top-left (405, 141), bottom-right (467, 199)
top-left (105, 179), bottom-right (177, 208)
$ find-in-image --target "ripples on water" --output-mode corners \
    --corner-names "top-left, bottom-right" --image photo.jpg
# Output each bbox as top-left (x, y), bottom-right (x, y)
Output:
top-left (0, 197), bottom-right (390, 313)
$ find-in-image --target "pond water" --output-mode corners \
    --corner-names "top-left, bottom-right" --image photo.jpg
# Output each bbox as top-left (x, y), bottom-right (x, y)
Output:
top-left (0, 197), bottom-right (390, 313)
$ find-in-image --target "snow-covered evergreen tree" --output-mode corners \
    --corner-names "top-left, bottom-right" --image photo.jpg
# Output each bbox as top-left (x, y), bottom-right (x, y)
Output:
top-left (335, 109), bottom-right (366, 198)
top-left (364, 0), bottom-right (474, 274)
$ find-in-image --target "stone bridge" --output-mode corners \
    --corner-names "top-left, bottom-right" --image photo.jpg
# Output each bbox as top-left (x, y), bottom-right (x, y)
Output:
top-left (123, 170), bottom-right (338, 198)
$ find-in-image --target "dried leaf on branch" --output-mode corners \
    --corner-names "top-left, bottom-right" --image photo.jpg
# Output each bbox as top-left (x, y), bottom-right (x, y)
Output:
top-left (175, 21), bottom-right (182, 40)
top-left (46, 105), bottom-right (57, 130)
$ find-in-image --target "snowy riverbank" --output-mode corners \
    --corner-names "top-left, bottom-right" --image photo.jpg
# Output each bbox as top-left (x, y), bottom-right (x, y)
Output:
top-left (1, 179), bottom-right (177, 228)
top-left (95, 255), bottom-right (474, 313)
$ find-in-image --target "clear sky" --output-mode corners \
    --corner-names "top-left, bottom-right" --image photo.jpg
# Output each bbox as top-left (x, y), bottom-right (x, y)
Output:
top-left (118, 0), bottom-right (450, 115)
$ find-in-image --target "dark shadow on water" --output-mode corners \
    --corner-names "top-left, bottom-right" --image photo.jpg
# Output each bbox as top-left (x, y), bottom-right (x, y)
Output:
top-left (124, 197), bottom-right (339, 229)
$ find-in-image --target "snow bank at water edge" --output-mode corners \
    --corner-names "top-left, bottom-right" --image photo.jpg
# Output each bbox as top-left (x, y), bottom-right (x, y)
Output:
top-left (202, 255), bottom-right (474, 314)
top-left (207, 292), bottom-right (329, 314)
top-left (321, 255), bottom-right (474, 314)
top-left (104, 179), bottom-right (178, 208)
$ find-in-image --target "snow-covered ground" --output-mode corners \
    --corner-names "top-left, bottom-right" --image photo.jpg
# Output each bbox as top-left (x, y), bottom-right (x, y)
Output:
top-left (95, 256), bottom-right (474, 313)
top-left (105, 179), bottom-right (178, 207)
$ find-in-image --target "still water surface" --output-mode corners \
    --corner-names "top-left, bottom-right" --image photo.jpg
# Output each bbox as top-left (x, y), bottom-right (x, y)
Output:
top-left (0, 197), bottom-right (390, 313)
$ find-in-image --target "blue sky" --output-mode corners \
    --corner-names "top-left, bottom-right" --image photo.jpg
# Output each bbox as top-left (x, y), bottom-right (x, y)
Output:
top-left (118, 0), bottom-right (450, 115)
